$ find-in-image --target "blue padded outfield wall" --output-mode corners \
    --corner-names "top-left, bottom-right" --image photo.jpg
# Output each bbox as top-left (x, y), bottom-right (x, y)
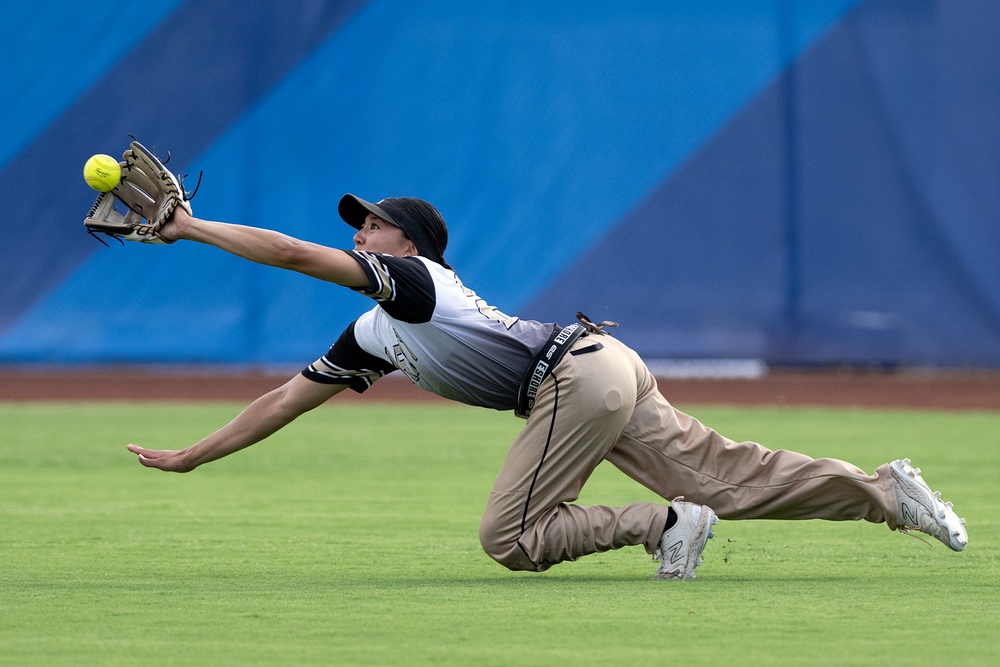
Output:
top-left (1, 0), bottom-right (998, 368)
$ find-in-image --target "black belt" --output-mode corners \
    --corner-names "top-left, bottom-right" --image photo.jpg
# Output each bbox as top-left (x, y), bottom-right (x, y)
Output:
top-left (515, 323), bottom-right (586, 418)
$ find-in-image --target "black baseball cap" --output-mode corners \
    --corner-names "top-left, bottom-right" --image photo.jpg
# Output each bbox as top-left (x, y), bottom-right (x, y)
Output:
top-left (338, 194), bottom-right (449, 266)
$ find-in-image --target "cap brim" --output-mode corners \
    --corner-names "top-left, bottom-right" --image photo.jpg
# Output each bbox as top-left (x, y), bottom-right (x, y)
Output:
top-left (338, 194), bottom-right (398, 230)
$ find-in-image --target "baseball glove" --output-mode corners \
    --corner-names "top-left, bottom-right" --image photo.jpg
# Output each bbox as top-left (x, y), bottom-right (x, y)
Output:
top-left (84, 140), bottom-right (194, 245)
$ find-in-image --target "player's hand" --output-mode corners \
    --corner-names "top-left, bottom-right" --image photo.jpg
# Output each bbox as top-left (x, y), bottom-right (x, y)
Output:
top-left (157, 206), bottom-right (191, 243)
top-left (126, 443), bottom-right (195, 473)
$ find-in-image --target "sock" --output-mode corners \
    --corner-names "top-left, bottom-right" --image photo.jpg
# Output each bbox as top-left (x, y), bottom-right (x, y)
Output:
top-left (664, 507), bottom-right (678, 532)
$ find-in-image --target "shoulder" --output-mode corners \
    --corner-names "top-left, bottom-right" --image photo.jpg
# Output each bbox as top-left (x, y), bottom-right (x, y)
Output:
top-left (348, 252), bottom-right (440, 323)
top-left (348, 251), bottom-right (435, 292)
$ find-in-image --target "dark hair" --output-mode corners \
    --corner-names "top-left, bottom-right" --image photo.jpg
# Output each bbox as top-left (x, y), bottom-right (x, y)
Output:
top-left (338, 194), bottom-right (450, 267)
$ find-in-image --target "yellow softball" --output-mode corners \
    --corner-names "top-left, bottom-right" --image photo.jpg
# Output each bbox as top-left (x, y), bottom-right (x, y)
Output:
top-left (83, 154), bottom-right (122, 192)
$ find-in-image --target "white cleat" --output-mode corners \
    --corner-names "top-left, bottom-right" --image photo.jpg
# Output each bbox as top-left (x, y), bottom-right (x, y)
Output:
top-left (889, 458), bottom-right (968, 551)
top-left (653, 498), bottom-right (719, 580)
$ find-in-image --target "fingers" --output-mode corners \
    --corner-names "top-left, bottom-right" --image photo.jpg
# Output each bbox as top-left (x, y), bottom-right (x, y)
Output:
top-left (126, 443), bottom-right (187, 472)
top-left (135, 453), bottom-right (158, 469)
top-left (127, 443), bottom-right (158, 468)
top-left (127, 443), bottom-right (157, 463)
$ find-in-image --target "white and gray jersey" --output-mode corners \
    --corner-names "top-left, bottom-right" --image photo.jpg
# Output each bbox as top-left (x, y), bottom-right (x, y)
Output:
top-left (302, 251), bottom-right (558, 410)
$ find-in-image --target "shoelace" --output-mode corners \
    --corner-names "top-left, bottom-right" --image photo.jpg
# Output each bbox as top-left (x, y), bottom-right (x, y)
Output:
top-left (897, 526), bottom-right (933, 547)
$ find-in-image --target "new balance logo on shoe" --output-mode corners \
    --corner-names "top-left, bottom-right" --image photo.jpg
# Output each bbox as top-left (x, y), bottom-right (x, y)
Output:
top-left (664, 540), bottom-right (685, 564)
top-left (900, 501), bottom-right (921, 527)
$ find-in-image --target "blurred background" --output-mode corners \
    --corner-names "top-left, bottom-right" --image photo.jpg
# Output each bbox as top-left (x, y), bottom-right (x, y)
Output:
top-left (1, 0), bottom-right (998, 372)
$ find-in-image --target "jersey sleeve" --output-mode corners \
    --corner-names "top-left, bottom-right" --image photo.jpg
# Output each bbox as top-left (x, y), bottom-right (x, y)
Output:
top-left (345, 251), bottom-right (436, 324)
top-left (300, 320), bottom-right (398, 393)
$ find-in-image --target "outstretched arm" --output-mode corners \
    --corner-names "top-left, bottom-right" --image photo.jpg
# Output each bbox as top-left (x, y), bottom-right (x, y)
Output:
top-left (159, 207), bottom-right (369, 287)
top-left (126, 374), bottom-right (348, 472)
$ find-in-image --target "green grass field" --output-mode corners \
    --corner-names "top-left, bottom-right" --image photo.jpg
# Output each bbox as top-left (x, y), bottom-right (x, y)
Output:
top-left (1, 401), bottom-right (997, 666)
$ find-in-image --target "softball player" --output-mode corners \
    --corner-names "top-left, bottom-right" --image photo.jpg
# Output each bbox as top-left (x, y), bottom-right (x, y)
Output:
top-left (127, 195), bottom-right (968, 579)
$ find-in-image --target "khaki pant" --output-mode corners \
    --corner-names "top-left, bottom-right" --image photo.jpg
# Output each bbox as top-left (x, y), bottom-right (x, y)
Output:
top-left (479, 335), bottom-right (899, 572)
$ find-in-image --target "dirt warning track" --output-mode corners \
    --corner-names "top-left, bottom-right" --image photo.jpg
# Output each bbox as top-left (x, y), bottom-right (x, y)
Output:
top-left (1, 367), bottom-right (997, 410)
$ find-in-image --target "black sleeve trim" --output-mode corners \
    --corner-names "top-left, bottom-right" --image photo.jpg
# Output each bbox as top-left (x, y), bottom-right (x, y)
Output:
top-left (300, 321), bottom-right (397, 393)
top-left (346, 252), bottom-right (436, 324)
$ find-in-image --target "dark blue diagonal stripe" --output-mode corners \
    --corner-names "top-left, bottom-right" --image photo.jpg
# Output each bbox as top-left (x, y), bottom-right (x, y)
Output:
top-left (0, 0), bottom-right (368, 334)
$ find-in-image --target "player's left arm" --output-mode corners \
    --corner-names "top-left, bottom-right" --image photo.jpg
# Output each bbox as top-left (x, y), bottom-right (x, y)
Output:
top-left (126, 374), bottom-right (348, 472)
